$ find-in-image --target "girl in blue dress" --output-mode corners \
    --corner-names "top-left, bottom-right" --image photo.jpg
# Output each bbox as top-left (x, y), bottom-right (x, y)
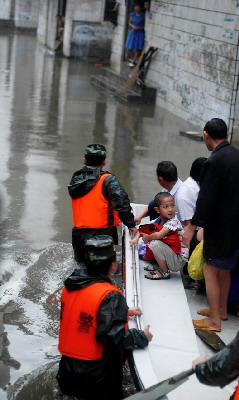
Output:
top-left (125, 4), bottom-right (145, 67)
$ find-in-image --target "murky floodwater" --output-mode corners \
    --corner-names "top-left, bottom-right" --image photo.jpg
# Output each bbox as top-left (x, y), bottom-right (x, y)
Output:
top-left (0, 30), bottom-right (212, 399)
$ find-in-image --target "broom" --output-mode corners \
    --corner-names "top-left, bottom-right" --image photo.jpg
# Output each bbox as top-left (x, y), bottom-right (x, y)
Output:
top-left (121, 47), bottom-right (146, 92)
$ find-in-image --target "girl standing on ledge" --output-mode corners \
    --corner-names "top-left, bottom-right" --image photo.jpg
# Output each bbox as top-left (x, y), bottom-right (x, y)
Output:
top-left (125, 4), bottom-right (145, 67)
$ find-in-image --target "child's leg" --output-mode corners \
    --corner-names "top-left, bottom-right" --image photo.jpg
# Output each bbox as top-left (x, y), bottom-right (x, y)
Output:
top-left (152, 255), bottom-right (169, 273)
top-left (145, 255), bottom-right (169, 279)
top-left (144, 260), bottom-right (159, 271)
top-left (145, 240), bottom-right (183, 279)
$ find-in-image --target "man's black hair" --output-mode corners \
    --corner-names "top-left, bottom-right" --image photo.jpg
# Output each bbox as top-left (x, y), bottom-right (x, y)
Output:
top-left (154, 192), bottom-right (173, 207)
top-left (190, 157), bottom-right (207, 182)
top-left (85, 154), bottom-right (106, 167)
top-left (156, 161), bottom-right (178, 182)
top-left (85, 254), bottom-right (116, 276)
top-left (204, 118), bottom-right (228, 140)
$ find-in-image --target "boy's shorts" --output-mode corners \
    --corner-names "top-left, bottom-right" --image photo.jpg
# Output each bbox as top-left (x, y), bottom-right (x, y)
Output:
top-left (148, 240), bottom-right (185, 272)
top-left (206, 249), bottom-right (239, 271)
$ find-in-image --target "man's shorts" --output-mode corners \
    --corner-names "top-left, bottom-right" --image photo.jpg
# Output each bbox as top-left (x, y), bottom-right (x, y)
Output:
top-left (206, 249), bottom-right (239, 271)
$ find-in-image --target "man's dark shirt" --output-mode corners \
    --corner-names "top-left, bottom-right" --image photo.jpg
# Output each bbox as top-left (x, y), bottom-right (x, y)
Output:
top-left (191, 141), bottom-right (239, 259)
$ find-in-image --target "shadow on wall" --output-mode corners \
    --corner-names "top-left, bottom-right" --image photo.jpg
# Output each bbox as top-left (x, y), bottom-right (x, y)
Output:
top-left (71, 22), bottom-right (114, 60)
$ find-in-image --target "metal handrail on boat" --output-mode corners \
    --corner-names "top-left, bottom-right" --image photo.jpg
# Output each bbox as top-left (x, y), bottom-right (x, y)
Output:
top-left (131, 240), bottom-right (142, 331)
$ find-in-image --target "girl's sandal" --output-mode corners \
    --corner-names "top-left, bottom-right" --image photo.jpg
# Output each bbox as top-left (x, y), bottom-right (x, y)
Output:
top-left (145, 268), bottom-right (171, 280)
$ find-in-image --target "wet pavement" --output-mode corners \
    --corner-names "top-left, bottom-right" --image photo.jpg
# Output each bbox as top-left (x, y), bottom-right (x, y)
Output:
top-left (0, 30), bottom-right (217, 399)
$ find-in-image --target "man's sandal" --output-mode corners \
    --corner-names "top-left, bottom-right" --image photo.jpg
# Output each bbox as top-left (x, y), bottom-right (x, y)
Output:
top-left (145, 268), bottom-right (171, 280)
top-left (197, 308), bottom-right (228, 321)
top-left (193, 319), bottom-right (221, 332)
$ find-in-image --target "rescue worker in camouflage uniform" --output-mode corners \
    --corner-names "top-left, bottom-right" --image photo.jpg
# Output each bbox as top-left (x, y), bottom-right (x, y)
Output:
top-left (57, 235), bottom-right (152, 400)
top-left (193, 331), bottom-right (239, 399)
top-left (68, 144), bottom-right (137, 262)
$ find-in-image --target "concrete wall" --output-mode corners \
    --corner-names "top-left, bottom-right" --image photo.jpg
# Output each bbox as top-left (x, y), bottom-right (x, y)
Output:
top-left (145, 0), bottom-right (239, 133)
top-left (37, 0), bottom-right (58, 49)
top-left (37, 0), bottom-right (48, 45)
top-left (73, 0), bottom-right (104, 23)
top-left (110, 1), bottom-right (127, 73)
top-left (14, 0), bottom-right (39, 29)
top-left (0, 0), bottom-right (13, 20)
top-left (63, 0), bottom-right (113, 59)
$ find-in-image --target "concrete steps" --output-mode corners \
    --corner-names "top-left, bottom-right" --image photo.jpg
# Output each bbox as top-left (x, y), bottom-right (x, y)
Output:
top-left (91, 67), bottom-right (156, 104)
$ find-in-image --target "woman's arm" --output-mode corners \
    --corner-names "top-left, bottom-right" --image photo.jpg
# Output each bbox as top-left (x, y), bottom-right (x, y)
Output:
top-left (128, 16), bottom-right (135, 29)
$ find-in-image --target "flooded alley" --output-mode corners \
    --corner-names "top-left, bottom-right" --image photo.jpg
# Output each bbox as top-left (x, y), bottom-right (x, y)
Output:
top-left (0, 29), bottom-right (220, 400)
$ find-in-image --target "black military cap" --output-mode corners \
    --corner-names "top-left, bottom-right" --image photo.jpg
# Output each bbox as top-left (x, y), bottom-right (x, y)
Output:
top-left (85, 235), bottom-right (116, 263)
top-left (85, 144), bottom-right (106, 157)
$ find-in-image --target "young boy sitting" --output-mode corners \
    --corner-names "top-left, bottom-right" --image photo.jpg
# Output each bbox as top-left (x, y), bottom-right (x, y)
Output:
top-left (131, 192), bottom-right (185, 280)
top-left (57, 235), bottom-right (152, 400)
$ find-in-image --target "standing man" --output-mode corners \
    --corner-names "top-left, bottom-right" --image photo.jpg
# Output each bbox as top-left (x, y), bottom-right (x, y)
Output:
top-left (176, 157), bottom-right (207, 227)
top-left (135, 161), bottom-right (183, 223)
top-left (68, 144), bottom-right (137, 262)
top-left (183, 118), bottom-right (239, 332)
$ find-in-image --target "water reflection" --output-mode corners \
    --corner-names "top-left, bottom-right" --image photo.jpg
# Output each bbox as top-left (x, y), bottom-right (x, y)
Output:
top-left (0, 30), bottom-right (210, 397)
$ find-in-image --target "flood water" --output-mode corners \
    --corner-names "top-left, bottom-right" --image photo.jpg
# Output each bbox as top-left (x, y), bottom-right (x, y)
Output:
top-left (0, 31), bottom-right (211, 399)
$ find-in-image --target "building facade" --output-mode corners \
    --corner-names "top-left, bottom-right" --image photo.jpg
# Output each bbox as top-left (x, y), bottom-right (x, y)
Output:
top-left (37, 0), bottom-right (115, 60)
top-left (0, 0), bottom-right (39, 29)
top-left (111, 0), bottom-right (239, 138)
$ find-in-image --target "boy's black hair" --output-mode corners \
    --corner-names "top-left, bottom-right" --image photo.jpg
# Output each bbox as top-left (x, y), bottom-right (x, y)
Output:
top-left (85, 254), bottom-right (116, 276)
top-left (154, 192), bottom-right (173, 207)
top-left (156, 161), bottom-right (178, 182)
top-left (190, 157), bottom-right (207, 182)
top-left (204, 118), bottom-right (227, 140)
top-left (85, 154), bottom-right (106, 167)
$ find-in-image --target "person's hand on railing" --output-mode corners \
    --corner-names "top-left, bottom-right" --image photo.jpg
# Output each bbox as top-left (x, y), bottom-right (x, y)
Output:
top-left (129, 227), bottom-right (138, 235)
top-left (192, 356), bottom-right (208, 370)
top-left (128, 306), bottom-right (143, 317)
top-left (144, 325), bottom-right (153, 342)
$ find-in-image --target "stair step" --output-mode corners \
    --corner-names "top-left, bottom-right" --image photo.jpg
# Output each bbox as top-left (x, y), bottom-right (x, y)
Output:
top-left (91, 76), bottom-right (141, 103)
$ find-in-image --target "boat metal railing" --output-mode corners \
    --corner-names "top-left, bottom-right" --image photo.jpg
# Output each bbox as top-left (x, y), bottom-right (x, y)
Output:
top-left (131, 235), bottom-right (142, 331)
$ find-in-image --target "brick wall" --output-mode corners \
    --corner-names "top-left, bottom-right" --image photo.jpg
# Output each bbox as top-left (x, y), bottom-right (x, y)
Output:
top-left (146, 0), bottom-right (239, 133)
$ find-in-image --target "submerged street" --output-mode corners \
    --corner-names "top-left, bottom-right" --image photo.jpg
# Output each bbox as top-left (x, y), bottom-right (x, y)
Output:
top-left (0, 29), bottom-right (226, 399)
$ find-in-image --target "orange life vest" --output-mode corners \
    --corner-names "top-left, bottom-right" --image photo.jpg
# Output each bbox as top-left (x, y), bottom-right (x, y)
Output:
top-left (233, 385), bottom-right (239, 400)
top-left (58, 282), bottom-right (123, 361)
top-left (71, 173), bottom-right (121, 229)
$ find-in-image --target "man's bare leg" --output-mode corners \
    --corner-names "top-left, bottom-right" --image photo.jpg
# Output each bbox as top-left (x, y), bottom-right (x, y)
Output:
top-left (219, 269), bottom-right (230, 320)
top-left (202, 264), bottom-right (221, 330)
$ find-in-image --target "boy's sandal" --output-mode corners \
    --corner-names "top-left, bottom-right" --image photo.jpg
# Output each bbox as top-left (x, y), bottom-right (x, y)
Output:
top-left (144, 265), bottom-right (157, 272)
top-left (145, 268), bottom-right (171, 280)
